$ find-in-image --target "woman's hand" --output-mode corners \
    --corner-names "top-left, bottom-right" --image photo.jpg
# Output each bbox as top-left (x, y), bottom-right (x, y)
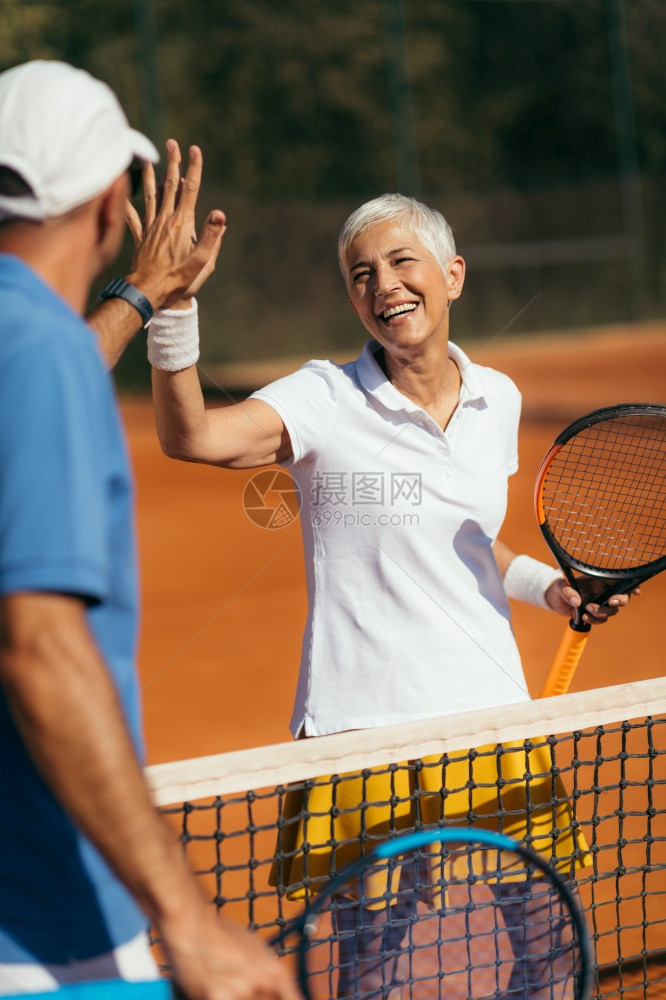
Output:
top-left (126, 138), bottom-right (226, 309)
top-left (545, 576), bottom-right (640, 625)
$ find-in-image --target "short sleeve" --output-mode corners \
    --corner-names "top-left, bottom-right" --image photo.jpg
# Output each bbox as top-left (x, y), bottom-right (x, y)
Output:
top-left (250, 360), bottom-right (341, 464)
top-left (504, 380), bottom-right (522, 475)
top-left (0, 334), bottom-right (111, 602)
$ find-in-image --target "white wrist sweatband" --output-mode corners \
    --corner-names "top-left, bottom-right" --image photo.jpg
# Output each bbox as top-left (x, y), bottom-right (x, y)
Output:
top-left (147, 299), bottom-right (200, 372)
top-left (503, 554), bottom-right (564, 610)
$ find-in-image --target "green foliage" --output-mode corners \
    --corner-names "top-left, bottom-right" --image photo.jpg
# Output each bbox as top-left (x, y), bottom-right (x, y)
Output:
top-left (4, 0), bottom-right (664, 197)
top-left (1, 0), bottom-right (664, 385)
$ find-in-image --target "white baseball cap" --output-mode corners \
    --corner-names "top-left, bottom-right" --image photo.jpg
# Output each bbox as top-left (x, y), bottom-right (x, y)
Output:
top-left (0, 60), bottom-right (159, 222)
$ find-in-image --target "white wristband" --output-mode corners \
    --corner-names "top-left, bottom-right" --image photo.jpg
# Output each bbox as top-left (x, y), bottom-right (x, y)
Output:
top-left (147, 299), bottom-right (200, 372)
top-left (503, 554), bottom-right (564, 610)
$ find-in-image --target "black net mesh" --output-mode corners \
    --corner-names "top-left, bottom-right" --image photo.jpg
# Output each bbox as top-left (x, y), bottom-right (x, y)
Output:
top-left (156, 712), bottom-right (666, 1000)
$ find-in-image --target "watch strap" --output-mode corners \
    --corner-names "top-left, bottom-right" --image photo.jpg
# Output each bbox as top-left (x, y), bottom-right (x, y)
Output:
top-left (97, 277), bottom-right (153, 328)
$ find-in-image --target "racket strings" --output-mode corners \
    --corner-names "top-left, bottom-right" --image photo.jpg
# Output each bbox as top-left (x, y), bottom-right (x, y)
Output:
top-left (306, 847), bottom-right (585, 1000)
top-left (540, 415), bottom-right (666, 571)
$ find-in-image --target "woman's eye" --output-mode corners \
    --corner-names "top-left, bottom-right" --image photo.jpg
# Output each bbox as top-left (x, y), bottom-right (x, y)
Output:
top-left (353, 271), bottom-right (370, 283)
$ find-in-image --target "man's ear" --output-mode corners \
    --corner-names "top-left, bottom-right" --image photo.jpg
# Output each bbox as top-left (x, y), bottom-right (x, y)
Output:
top-left (94, 174), bottom-right (129, 267)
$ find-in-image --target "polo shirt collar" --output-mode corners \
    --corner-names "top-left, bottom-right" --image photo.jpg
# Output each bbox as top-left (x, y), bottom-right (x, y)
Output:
top-left (356, 338), bottom-right (487, 412)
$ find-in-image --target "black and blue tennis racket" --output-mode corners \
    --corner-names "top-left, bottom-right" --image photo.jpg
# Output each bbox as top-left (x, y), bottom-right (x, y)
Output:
top-left (12, 830), bottom-right (591, 1000)
top-left (0, 982), bottom-right (172, 1000)
top-left (283, 826), bottom-right (592, 1000)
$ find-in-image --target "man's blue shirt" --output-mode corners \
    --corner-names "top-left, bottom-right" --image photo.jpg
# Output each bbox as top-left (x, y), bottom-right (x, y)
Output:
top-left (0, 255), bottom-right (147, 963)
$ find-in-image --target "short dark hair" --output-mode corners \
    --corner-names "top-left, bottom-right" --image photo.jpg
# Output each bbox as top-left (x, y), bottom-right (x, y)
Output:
top-left (0, 166), bottom-right (34, 197)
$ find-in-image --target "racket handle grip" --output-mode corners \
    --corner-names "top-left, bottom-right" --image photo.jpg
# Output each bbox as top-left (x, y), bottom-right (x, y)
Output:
top-left (539, 624), bottom-right (590, 698)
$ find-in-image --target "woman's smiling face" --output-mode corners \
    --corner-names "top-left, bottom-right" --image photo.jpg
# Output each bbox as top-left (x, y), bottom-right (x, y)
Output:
top-left (345, 219), bottom-right (464, 359)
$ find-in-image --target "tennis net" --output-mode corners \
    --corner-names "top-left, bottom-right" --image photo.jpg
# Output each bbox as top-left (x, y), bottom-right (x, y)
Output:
top-left (146, 677), bottom-right (666, 999)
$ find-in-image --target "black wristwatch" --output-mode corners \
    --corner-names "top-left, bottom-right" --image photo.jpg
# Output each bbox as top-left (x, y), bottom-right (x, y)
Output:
top-left (97, 278), bottom-right (153, 328)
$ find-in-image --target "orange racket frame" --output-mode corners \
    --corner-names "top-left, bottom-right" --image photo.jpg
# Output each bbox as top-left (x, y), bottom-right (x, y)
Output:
top-left (534, 403), bottom-right (666, 698)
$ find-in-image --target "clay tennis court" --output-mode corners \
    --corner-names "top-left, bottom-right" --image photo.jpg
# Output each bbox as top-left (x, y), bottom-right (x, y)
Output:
top-left (124, 321), bottom-right (666, 993)
top-left (123, 319), bottom-right (666, 767)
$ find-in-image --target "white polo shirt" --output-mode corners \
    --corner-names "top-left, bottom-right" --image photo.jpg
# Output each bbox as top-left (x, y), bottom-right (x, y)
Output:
top-left (251, 339), bottom-right (529, 737)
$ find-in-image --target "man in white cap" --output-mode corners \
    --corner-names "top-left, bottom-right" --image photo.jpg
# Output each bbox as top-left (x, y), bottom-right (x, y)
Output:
top-left (0, 60), bottom-right (299, 1000)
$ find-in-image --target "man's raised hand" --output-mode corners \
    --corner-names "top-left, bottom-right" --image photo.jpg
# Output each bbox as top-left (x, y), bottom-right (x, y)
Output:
top-left (126, 139), bottom-right (226, 309)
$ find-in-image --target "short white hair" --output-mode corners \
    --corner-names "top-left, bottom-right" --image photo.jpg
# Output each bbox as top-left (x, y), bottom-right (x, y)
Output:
top-left (338, 193), bottom-right (456, 286)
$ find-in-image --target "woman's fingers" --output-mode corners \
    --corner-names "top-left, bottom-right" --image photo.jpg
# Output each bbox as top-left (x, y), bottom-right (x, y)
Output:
top-left (142, 159), bottom-right (158, 231)
top-left (125, 201), bottom-right (143, 245)
top-left (157, 138), bottom-right (182, 220)
top-left (162, 211), bottom-right (227, 305)
top-left (178, 145), bottom-right (204, 223)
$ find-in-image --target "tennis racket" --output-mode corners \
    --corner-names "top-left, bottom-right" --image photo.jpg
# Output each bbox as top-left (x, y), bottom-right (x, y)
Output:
top-left (278, 826), bottom-right (592, 1000)
top-left (0, 981), bottom-right (172, 1000)
top-left (535, 403), bottom-right (666, 698)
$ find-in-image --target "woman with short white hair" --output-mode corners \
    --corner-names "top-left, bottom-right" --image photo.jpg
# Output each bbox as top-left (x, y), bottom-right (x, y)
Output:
top-left (145, 177), bottom-right (631, 996)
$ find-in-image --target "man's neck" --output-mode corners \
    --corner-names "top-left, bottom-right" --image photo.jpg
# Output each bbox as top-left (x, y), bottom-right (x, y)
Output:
top-left (0, 218), bottom-right (96, 314)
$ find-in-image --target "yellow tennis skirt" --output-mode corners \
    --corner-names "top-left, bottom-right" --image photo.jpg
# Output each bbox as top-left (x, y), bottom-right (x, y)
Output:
top-left (269, 738), bottom-right (591, 900)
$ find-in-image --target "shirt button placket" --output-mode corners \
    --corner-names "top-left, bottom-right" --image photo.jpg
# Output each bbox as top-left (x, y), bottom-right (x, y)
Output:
top-left (441, 438), bottom-right (452, 482)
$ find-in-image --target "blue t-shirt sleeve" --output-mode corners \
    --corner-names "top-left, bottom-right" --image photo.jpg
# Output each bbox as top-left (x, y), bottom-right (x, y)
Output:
top-left (0, 335), bottom-right (110, 602)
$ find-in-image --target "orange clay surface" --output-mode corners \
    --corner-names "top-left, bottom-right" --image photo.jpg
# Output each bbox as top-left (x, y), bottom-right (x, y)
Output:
top-left (120, 320), bottom-right (666, 767)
